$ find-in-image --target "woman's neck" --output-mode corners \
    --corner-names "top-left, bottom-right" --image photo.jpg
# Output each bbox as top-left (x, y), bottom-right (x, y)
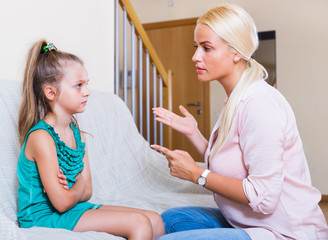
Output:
top-left (220, 61), bottom-right (247, 97)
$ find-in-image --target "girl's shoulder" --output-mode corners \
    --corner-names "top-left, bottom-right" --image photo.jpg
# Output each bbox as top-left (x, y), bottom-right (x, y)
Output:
top-left (28, 120), bottom-right (52, 134)
top-left (25, 120), bottom-right (57, 143)
top-left (25, 120), bottom-right (53, 142)
top-left (24, 122), bottom-right (57, 162)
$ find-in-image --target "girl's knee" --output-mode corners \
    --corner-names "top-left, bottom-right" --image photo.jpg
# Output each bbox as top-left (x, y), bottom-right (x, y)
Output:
top-left (129, 212), bottom-right (153, 238)
top-left (133, 212), bottom-right (153, 228)
top-left (149, 211), bottom-right (165, 239)
top-left (150, 211), bottom-right (164, 226)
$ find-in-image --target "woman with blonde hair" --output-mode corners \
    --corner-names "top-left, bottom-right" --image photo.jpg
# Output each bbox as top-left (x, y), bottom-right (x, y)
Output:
top-left (152, 4), bottom-right (328, 240)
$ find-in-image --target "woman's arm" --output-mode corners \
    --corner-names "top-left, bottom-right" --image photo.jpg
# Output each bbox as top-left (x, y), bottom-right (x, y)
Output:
top-left (238, 95), bottom-right (285, 214)
top-left (153, 105), bottom-right (208, 158)
top-left (26, 130), bottom-right (86, 213)
top-left (151, 145), bottom-right (249, 205)
top-left (152, 94), bottom-right (287, 210)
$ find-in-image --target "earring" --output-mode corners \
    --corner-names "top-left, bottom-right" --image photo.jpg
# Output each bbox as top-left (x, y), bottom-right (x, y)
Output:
top-left (234, 57), bottom-right (238, 62)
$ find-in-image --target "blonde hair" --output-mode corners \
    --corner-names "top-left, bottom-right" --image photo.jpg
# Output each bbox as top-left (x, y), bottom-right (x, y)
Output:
top-left (197, 5), bottom-right (268, 155)
top-left (18, 39), bottom-right (83, 145)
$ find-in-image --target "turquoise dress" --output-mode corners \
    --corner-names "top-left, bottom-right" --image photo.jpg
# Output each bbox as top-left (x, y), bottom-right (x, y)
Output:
top-left (17, 120), bottom-right (101, 230)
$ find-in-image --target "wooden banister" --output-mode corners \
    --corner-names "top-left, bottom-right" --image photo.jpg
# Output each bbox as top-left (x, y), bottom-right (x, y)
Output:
top-left (119, 0), bottom-right (168, 87)
top-left (164, 70), bottom-right (173, 149)
top-left (117, 0), bottom-right (173, 148)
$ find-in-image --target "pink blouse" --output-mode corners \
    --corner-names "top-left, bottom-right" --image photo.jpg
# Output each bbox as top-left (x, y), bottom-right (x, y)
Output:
top-left (204, 80), bottom-right (328, 239)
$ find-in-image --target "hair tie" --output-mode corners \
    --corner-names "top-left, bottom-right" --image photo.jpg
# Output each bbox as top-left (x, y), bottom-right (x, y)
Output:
top-left (41, 42), bottom-right (57, 54)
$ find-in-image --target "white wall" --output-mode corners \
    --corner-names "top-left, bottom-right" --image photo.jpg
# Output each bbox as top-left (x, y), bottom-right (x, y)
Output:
top-left (1, 0), bottom-right (327, 194)
top-left (130, 0), bottom-right (328, 194)
top-left (0, 0), bottom-right (114, 92)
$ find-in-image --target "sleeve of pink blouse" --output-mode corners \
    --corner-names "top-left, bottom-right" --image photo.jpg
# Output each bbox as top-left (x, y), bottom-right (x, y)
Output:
top-left (240, 93), bottom-right (286, 215)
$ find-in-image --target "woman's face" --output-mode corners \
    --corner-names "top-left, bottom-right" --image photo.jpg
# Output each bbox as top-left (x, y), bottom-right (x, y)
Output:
top-left (192, 23), bottom-right (236, 83)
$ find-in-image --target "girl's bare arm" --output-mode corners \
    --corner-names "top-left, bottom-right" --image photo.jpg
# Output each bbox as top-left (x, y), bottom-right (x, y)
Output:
top-left (78, 132), bottom-right (93, 202)
top-left (26, 130), bottom-right (87, 212)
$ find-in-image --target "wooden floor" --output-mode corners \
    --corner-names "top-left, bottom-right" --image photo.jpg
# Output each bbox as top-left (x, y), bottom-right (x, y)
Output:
top-left (319, 201), bottom-right (328, 223)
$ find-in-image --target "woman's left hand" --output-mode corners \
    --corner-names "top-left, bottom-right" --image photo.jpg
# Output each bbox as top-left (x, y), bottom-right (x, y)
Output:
top-left (151, 144), bottom-right (204, 183)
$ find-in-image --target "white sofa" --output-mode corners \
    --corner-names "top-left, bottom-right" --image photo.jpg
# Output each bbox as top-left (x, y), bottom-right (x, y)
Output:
top-left (0, 79), bottom-right (215, 240)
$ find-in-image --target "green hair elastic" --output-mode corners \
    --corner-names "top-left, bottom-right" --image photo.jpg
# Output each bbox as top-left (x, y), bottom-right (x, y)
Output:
top-left (42, 42), bottom-right (57, 53)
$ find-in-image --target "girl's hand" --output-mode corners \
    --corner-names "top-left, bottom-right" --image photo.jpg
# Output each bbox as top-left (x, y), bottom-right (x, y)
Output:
top-left (57, 169), bottom-right (69, 190)
top-left (152, 106), bottom-right (198, 137)
top-left (43, 169), bottom-right (68, 193)
top-left (151, 144), bottom-right (203, 183)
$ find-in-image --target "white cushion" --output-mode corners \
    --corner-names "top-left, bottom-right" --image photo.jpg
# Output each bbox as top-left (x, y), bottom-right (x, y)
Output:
top-left (0, 79), bottom-right (215, 239)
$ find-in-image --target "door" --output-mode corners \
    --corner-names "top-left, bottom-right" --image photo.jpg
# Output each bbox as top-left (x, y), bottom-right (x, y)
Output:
top-left (144, 18), bottom-right (210, 162)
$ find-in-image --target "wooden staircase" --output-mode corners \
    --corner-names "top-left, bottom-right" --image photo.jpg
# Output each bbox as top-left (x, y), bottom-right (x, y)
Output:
top-left (115, 0), bottom-right (172, 148)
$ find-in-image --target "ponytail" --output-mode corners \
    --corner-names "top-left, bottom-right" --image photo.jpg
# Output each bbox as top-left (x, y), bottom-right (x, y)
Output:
top-left (211, 59), bottom-right (267, 156)
top-left (18, 40), bottom-right (45, 145)
top-left (18, 40), bottom-right (83, 145)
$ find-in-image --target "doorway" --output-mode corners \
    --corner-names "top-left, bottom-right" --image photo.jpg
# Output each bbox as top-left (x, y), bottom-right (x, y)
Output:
top-left (144, 18), bottom-right (210, 162)
top-left (253, 30), bottom-right (277, 87)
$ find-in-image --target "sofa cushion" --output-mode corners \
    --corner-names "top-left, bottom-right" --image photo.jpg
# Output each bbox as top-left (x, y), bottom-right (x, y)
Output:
top-left (0, 79), bottom-right (215, 239)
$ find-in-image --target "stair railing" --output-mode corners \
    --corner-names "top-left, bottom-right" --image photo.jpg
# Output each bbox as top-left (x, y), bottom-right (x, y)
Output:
top-left (115, 0), bottom-right (172, 148)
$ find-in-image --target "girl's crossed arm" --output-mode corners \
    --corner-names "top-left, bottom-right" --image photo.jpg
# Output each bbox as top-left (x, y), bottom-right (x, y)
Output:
top-left (26, 130), bottom-right (91, 213)
top-left (78, 132), bottom-right (93, 202)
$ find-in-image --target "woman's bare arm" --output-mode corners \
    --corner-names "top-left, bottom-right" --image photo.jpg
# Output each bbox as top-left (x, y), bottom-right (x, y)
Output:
top-left (151, 145), bottom-right (249, 205)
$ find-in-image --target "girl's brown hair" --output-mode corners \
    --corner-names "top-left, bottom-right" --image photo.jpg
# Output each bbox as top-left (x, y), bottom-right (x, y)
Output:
top-left (18, 40), bottom-right (83, 145)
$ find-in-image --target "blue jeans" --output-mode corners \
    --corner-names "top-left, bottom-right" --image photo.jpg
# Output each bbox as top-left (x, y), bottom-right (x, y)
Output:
top-left (156, 207), bottom-right (251, 240)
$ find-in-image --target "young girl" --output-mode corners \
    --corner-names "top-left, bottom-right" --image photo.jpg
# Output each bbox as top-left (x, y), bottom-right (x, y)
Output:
top-left (17, 40), bottom-right (165, 240)
top-left (152, 4), bottom-right (328, 240)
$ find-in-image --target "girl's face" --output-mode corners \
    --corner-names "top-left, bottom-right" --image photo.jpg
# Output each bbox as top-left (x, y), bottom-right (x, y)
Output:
top-left (192, 23), bottom-right (236, 84)
top-left (55, 62), bottom-right (90, 115)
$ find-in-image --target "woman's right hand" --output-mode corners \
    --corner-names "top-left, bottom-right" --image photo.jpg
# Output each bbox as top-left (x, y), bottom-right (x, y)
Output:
top-left (153, 105), bottom-right (198, 137)
top-left (151, 144), bottom-right (204, 183)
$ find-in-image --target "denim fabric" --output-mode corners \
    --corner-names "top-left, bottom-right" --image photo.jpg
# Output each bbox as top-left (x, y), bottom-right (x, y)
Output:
top-left (156, 207), bottom-right (251, 240)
